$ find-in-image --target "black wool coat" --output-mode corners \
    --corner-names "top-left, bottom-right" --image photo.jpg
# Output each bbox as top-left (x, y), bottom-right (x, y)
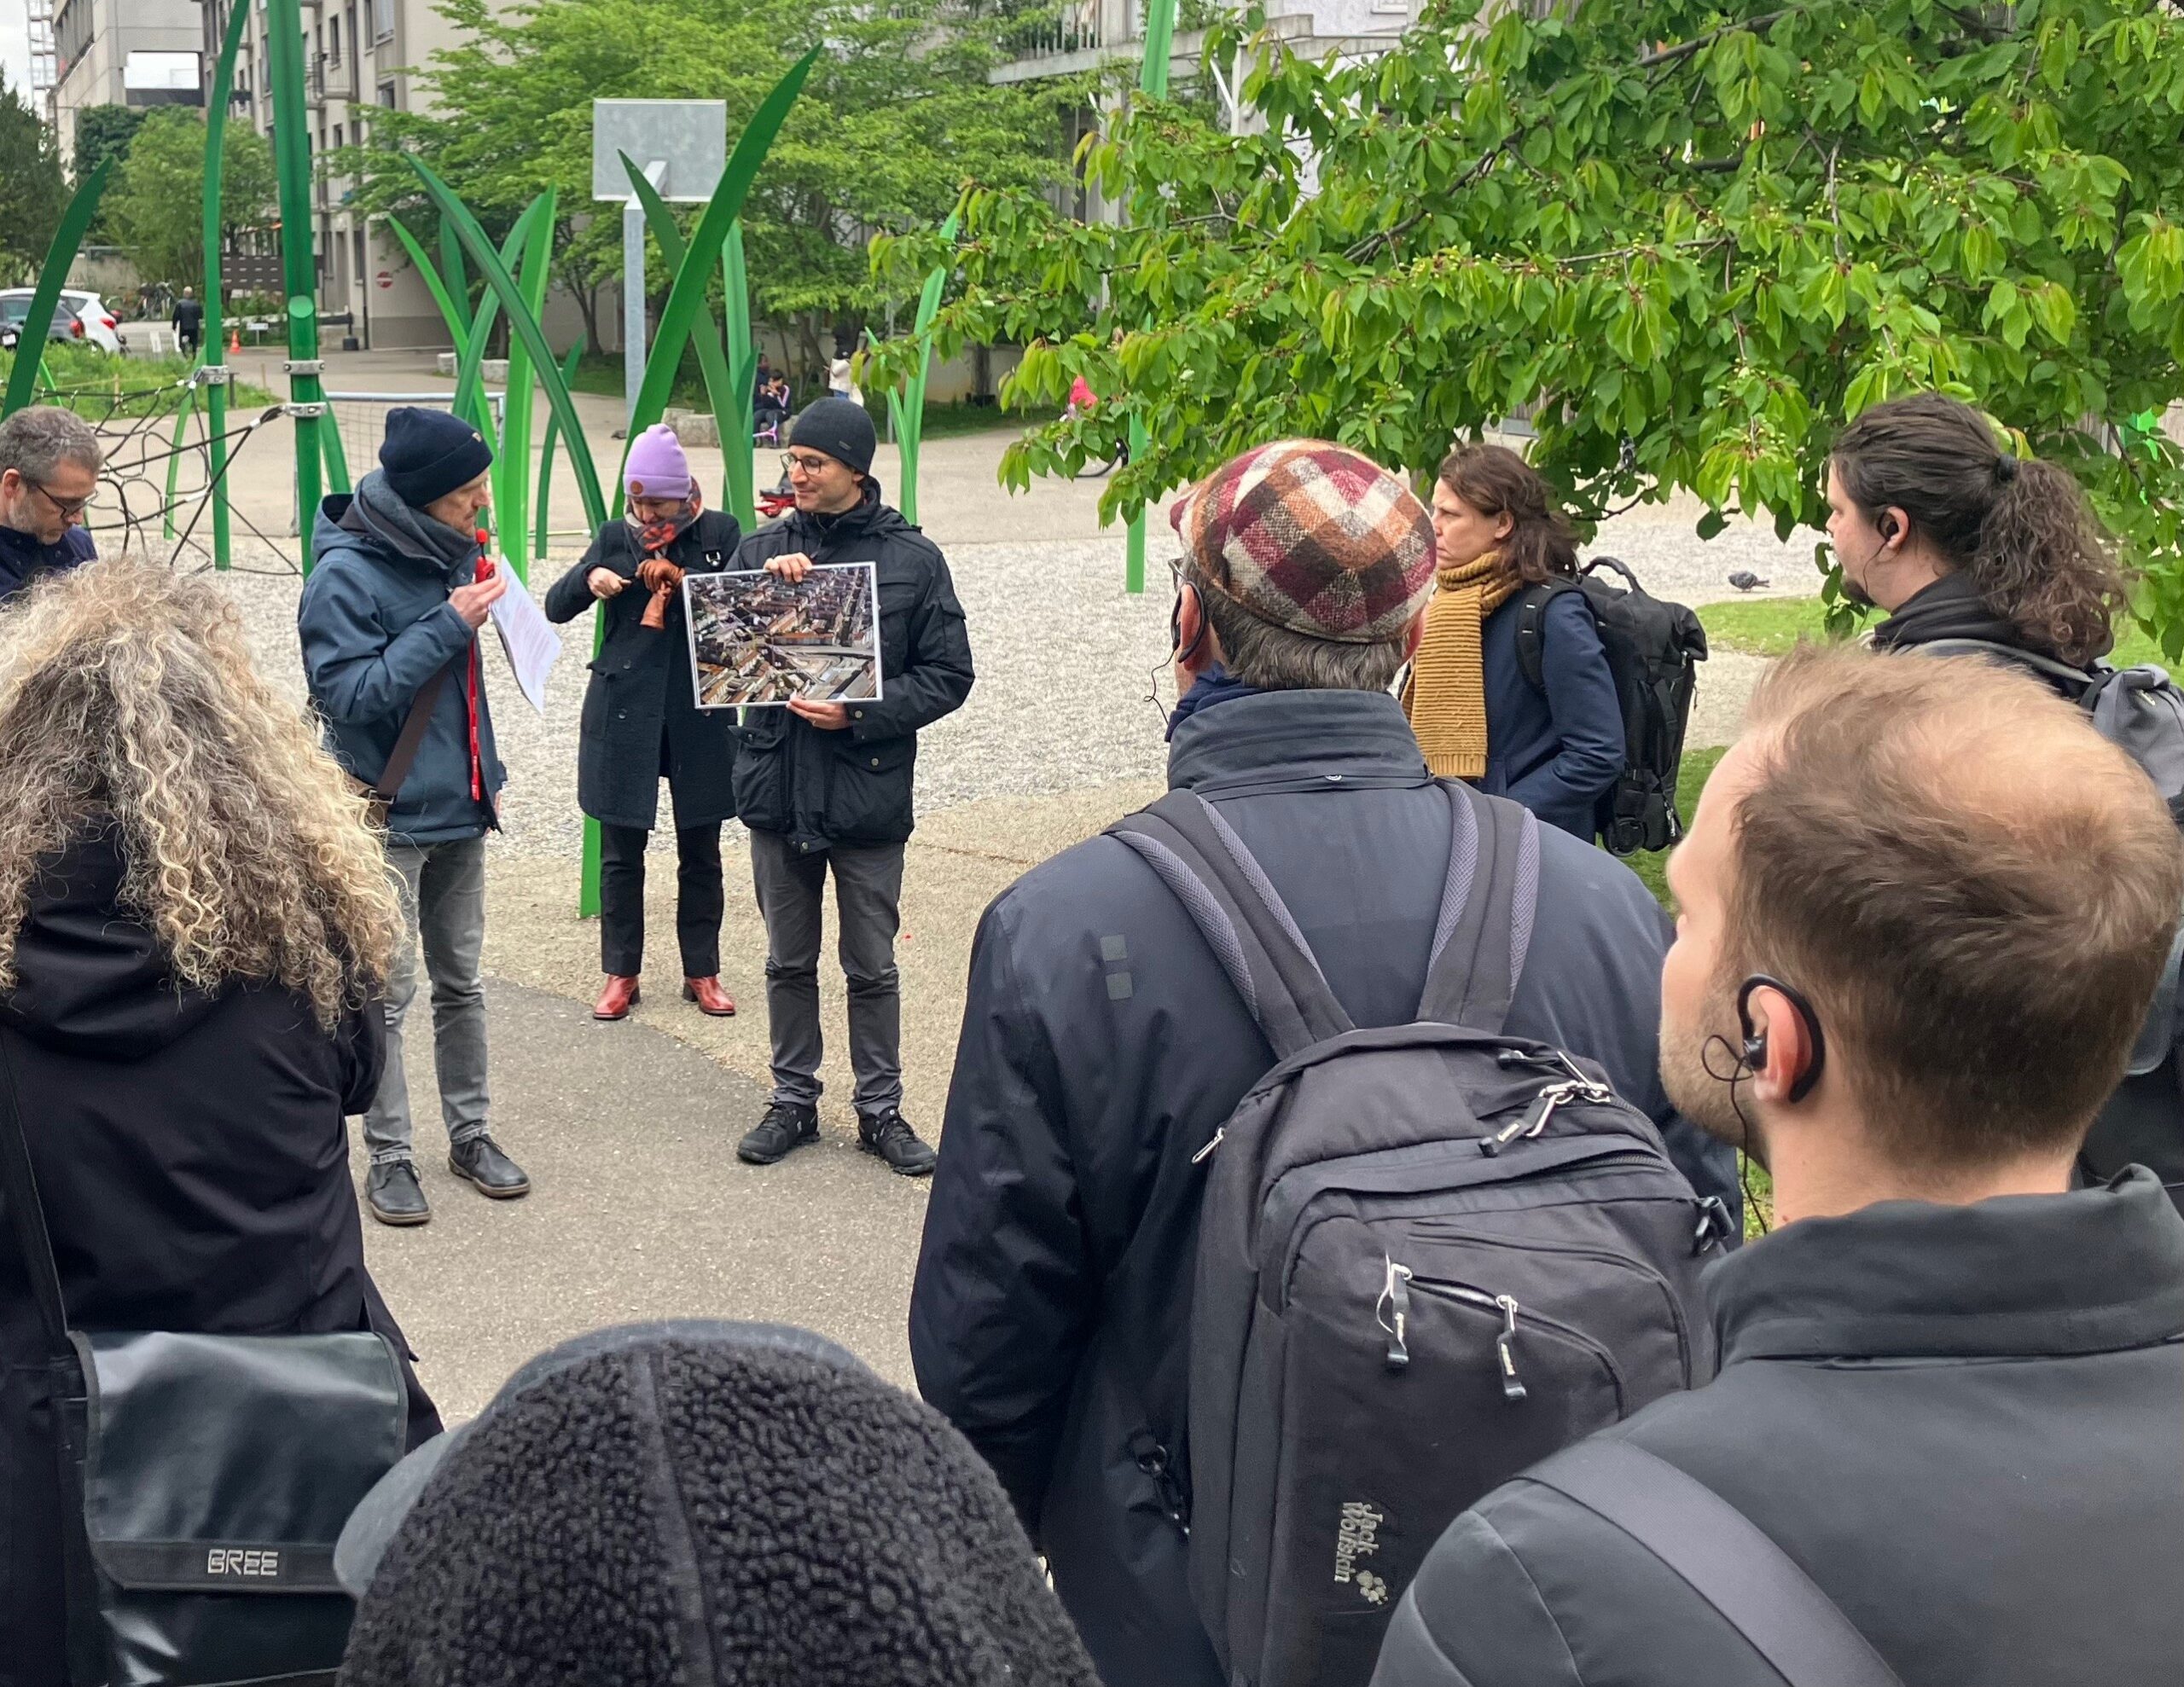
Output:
top-left (0, 826), bottom-right (439, 1687)
top-left (544, 508), bottom-right (745, 832)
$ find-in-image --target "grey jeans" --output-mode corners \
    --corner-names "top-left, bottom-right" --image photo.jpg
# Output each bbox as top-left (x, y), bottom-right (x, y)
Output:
top-left (366, 835), bottom-right (491, 1165)
top-left (749, 829), bottom-right (905, 1116)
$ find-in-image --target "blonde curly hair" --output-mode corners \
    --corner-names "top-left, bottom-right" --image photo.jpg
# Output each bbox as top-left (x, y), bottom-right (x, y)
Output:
top-left (0, 558), bottom-right (400, 1027)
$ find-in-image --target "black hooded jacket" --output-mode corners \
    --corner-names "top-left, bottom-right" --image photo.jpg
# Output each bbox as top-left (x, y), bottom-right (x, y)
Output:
top-left (729, 480), bottom-right (973, 851)
top-left (0, 826), bottom-right (438, 1687)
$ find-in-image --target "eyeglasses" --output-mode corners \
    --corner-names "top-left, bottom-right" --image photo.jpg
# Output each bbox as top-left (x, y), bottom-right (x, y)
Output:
top-left (26, 477), bottom-right (91, 519)
top-left (781, 452), bottom-right (834, 478)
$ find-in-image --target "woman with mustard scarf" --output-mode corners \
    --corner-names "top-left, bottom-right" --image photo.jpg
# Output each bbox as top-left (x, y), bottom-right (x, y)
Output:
top-left (1402, 443), bottom-right (1624, 839)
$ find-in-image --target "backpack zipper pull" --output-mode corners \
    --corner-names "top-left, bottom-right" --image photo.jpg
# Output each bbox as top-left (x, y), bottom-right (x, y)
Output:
top-left (1376, 1258), bottom-right (1413, 1371)
top-left (1191, 1128), bottom-right (1225, 1166)
top-left (1482, 1080), bottom-right (1579, 1156)
top-left (1494, 1295), bottom-right (1527, 1400)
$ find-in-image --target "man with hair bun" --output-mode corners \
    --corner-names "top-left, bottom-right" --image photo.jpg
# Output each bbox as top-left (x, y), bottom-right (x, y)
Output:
top-left (1376, 644), bottom-right (2184, 1687)
top-left (0, 406), bottom-right (102, 600)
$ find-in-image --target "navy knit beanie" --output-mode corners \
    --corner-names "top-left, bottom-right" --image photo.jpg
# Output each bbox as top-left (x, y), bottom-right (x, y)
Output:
top-left (789, 397), bottom-right (877, 477)
top-left (379, 406), bottom-right (494, 507)
top-left (336, 1323), bottom-right (1102, 1687)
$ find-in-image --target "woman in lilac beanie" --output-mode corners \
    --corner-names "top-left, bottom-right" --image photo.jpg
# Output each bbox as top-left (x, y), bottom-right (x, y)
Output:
top-left (543, 425), bottom-right (745, 1022)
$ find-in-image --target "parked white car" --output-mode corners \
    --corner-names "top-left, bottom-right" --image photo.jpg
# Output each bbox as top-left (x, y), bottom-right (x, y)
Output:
top-left (0, 289), bottom-right (122, 355)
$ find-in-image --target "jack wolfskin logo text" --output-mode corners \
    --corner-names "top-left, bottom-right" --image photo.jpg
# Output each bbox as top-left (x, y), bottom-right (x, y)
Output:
top-left (206, 1548), bottom-right (281, 1579)
top-left (1333, 1501), bottom-right (1384, 1587)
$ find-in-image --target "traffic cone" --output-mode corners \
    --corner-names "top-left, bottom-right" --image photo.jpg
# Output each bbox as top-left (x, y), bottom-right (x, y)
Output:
top-left (226, 326), bottom-right (241, 355)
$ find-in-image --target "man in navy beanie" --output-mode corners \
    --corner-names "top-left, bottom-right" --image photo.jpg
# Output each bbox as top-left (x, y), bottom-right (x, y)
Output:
top-left (730, 397), bottom-right (974, 1177)
top-left (299, 406), bottom-right (532, 1227)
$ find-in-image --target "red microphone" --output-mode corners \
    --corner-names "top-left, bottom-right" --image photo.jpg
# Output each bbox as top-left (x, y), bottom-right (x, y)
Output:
top-left (473, 528), bottom-right (495, 582)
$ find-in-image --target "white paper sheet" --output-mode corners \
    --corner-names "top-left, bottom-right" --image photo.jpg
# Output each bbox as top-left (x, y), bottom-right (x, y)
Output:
top-left (485, 565), bottom-right (563, 716)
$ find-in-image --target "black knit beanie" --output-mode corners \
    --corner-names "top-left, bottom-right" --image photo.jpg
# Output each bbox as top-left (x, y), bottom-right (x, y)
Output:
top-left (379, 405), bottom-right (495, 507)
top-left (788, 397), bottom-right (877, 477)
top-left (335, 1323), bottom-right (1101, 1687)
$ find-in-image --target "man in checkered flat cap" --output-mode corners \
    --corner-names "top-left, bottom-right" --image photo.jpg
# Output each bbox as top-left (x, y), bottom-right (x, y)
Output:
top-left (910, 441), bottom-right (1739, 1687)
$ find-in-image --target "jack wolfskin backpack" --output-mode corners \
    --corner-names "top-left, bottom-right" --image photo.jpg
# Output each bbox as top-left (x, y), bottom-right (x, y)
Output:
top-left (1515, 557), bottom-right (1708, 855)
top-left (1107, 782), bottom-right (1729, 1687)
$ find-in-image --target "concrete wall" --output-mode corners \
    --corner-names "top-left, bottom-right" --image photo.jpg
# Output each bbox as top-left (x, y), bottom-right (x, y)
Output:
top-left (51, 0), bottom-right (203, 164)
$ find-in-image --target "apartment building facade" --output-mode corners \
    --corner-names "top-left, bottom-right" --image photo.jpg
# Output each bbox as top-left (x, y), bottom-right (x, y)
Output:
top-left (50, 0), bottom-right (204, 165)
top-left (201, 0), bottom-right (497, 349)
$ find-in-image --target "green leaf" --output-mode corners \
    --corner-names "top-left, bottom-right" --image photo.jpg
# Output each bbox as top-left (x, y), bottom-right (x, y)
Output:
top-left (387, 219), bottom-right (469, 360)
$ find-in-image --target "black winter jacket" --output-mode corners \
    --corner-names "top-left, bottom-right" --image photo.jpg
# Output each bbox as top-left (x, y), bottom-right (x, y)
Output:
top-left (729, 482), bottom-right (973, 851)
top-left (0, 826), bottom-right (439, 1687)
top-left (1372, 1169), bottom-right (2184, 1687)
top-left (1874, 571), bottom-right (2184, 1203)
top-left (543, 509), bottom-right (744, 832)
top-left (0, 522), bottom-right (94, 604)
top-left (909, 687), bottom-right (1738, 1687)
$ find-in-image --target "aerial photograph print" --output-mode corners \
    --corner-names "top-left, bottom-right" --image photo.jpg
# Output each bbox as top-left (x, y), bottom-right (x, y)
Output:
top-left (685, 562), bottom-right (882, 708)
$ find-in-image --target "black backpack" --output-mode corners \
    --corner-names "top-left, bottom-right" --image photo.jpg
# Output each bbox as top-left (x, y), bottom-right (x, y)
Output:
top-left (1107, 782), bottom-right (1728, 1687)
top-left (1515, 557), bottom-right (1707, 855)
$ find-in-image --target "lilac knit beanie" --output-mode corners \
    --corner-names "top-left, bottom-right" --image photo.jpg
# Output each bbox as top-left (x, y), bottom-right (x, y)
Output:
top-left (624, 424), bottom-right (694, 501)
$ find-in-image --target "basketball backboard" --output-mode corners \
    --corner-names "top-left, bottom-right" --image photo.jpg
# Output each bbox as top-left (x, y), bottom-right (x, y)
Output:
top-left (591, 100), bottom-right (729, 203)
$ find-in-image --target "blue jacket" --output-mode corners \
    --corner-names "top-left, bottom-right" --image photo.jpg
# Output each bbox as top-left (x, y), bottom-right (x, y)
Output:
top-left (909, 687), bottom-right (1739, 1687)
top-left (0, 521), bottom-right (94, 602)
top-left (297, 474), bottom-right (506, 846)
top-left (1477, 586), bottom-right (1624, 838)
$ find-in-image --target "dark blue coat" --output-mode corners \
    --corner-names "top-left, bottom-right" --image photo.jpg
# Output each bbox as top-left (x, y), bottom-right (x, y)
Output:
top-left (0, 521), bottom-right (94, 602)
top-left (298, 476), bottom-right (506, 847)
top-left (1476, 586), bottom-right (1624, 838)
top-left (908, 687), bottom-right (1738, 1687)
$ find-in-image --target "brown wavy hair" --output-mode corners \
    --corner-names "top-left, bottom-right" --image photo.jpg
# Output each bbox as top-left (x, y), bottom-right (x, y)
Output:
top-left (1436, 443), bottom-right (1578, 585)
top-left (0, 559), bottom-right (400, 1026)
top-left (1829, 393), bottom-right (2129, 665)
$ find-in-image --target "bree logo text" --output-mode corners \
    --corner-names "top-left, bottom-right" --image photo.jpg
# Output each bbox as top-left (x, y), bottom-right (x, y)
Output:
top-left (206, 1548), bottom-right (281, 1579)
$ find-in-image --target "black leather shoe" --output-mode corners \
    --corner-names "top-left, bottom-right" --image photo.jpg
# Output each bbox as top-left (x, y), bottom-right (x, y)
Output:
top-left (366, 1160), bottom-right (431, 1227)
top-left (449, 1135), bottom-right (531, 1199)
top-left (858, 1109), bottom-right (938, 1178)
top-left (738, 1101), bottom-right (820, 1165)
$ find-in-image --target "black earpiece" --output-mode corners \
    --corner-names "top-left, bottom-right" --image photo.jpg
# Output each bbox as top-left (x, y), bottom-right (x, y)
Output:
top-left (1877, 513), bottom-right (1898, 542)
top-left (1736, 975), bottom-right (1827, 1104)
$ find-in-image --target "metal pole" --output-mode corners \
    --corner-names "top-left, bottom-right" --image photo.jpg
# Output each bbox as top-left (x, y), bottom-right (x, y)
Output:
top-left (266, 0), bottom-right (325, 572)
top-left (201, 0), bottom-right (250, 571)
top-left (1124, 0), bottom-right (1178, 595)
top-left (624, 194), bottom-right (648, 432)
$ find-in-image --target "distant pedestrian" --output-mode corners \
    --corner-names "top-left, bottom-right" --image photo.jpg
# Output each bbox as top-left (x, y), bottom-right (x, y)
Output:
top-left (730, 399), bottom-right (974, 1177)
top-left (171, 284), bottom-right (204, 357)
top-left (298, 407), bottom-right (530, 1228)
top-left (1374, 645), bottom-right (2184, 1687)
top-left (544, 424), bottom-right (742, 1023)
top-left (1404, 443), bottom-right (1623, 838)
top-left (0, 561), bottom-right (441, 1687)
top-left (333, 1322), bottom-right (1102, 1687)
top-left (0, 407), bottom-right (100, 600)
top-left (911, 439), bottom-right (1736, 1687)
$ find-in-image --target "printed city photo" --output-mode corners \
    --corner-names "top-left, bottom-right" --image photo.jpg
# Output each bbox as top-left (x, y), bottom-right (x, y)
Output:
top-left (684, 563), bottom-right (883, 709)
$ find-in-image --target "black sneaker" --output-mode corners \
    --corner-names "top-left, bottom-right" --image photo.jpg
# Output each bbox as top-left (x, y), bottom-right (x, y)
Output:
top-left (857, 1109), bottom-right (937, 1178)
top-left (738, 1101), bottom-right (820, 1166)
top-left (449, 1135), bottom-right (531, 1199)
top-left (366, 1160), bottom-right (431, 1226)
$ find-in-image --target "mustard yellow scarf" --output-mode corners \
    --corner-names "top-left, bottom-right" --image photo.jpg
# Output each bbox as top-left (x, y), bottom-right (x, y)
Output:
top-left (1403, 550), bottom-right (1524, 780)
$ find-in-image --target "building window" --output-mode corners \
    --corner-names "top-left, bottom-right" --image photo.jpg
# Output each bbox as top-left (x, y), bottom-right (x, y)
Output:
top-left (328, 16), bottom-right (340, 62)
top-left (376, 79), bottom-right (395, 108)
top-left (373, 0), bottom-right (393, 44)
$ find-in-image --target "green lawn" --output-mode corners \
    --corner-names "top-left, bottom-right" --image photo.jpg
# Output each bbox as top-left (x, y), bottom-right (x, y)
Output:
top-left (1699, 594), bottom-right (2176, 674)
top-left (0, 346), bottom-right (275, 419)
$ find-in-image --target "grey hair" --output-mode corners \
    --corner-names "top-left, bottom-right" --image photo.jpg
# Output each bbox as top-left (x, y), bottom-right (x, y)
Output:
top-left (1186, 561), bottom-right (1411, 693)
top-left (0, 406), bottom-right (104, 482)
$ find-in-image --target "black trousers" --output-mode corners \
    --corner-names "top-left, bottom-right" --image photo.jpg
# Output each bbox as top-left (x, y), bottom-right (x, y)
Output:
top-left (598, 820), bottom-right (724, 977)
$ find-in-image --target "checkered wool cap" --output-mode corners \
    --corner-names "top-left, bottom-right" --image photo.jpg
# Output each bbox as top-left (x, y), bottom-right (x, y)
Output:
top-left (1170, 440), bottom-right (1436, 644)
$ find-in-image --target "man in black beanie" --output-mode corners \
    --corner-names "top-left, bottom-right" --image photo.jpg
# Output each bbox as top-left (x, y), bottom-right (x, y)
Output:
top-left (730, 397), bottom-right (974, 1178)
top-left (334, 1322), bottom-right (1104, 1687)
top-left (299, 405), bottom-right (531, 1227)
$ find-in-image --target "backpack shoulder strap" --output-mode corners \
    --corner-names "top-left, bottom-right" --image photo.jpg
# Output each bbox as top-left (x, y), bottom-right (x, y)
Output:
top-left (1912, 637), bottom-right (2095, 701)
top-left (1513, 581), bottom-right (1578, 694)
top-left (1521, 1441), bottom-right (1906, 1687)
top-left (1415, 782), bottom-right (1540, 1035)
top-left (1107, 791), bottom-right (1356, 1061)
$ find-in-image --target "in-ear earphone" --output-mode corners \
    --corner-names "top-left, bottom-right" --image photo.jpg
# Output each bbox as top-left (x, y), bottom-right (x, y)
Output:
top-left (1737, 974), bottom-right (1827, 1104)
top-left (1877, 513), bottom-right (1898, 542)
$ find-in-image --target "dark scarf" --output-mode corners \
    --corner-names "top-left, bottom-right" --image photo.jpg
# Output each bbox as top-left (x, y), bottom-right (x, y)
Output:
top-left (1869, 571), bottom-right (2020, 653)
top-left (1166, 663), bottom-right (1261, 741)
top-left (341, 471), bottom-right (480, 575)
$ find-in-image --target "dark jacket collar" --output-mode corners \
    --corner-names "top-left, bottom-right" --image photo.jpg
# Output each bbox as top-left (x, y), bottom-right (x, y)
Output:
top-left (1708, 1168), bottom-right (2184, 1365)
top-left (1870, 571), bottom-right (2023, 653)
top-left (1167, 688), bottom-right (1432, 797)
top-left (790, 477), bottom-right (898, 548)
top-left (1165, 663), bottom-right (1259, 740)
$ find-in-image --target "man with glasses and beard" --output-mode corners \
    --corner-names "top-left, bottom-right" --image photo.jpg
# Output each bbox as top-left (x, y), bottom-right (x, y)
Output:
top-left (729, 397), bottom-right (974, 1177)
top-left (0, 407), bottom-right (102, 600)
